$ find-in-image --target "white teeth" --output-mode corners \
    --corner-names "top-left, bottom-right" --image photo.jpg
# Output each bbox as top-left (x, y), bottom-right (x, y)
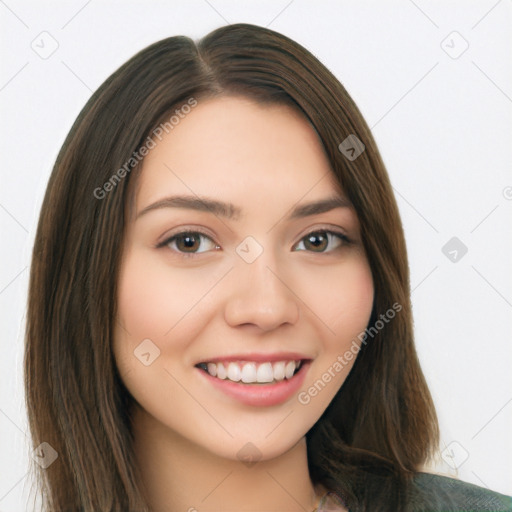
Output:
top-left (241, 363), bottom-right (257, 383)
top-left (216, 362), bottom-right (227, 379)
top-left (256, 362), bottom-right (274, 383)
top-left (272, 361), bottom-right (286, 381)
top-left (227, 362), bottom-right (241, 382)
top-left (202, 360), bottom-right (302, 383)
top-left (285, 361), bottom-right (296, 379)
top-left (207, 363), bottom-right (217, 377)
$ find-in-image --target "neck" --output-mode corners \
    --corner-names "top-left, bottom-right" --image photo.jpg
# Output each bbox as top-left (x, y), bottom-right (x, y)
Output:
top-left (131, 405), bottom-right (323, 512)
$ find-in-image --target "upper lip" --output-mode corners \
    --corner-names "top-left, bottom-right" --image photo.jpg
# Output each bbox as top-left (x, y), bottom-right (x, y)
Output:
top-left (196, 352), bottom-right (312, 364)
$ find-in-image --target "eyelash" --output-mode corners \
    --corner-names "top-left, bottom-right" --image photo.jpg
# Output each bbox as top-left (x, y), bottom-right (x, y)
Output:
top-left (156, 227), bottom-right (352, 257)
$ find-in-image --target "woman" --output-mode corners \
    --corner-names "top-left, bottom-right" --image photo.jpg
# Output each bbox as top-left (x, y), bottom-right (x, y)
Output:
top-left (24, 23), bottom-right (511, 511)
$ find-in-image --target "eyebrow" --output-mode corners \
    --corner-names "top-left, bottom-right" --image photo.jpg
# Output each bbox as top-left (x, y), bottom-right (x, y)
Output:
top-left (136, 194), bottom-right (351, 221)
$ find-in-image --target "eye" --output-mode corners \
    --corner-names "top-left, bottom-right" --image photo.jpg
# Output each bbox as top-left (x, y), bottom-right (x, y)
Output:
top-left (293, 230), bottom-right (350, 253)
top-left (158, 231), bottom-right (220, 255)
top-left (157, 228), bottom-right (350, 256)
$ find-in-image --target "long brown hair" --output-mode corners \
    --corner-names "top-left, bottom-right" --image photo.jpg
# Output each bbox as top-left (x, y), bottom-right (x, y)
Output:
top-left (24, 23), bottom-right (439, 511)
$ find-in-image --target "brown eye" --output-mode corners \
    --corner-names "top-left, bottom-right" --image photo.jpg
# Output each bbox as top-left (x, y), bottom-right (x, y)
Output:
top-left (304, 232), bottom-right (328, 251)
top-left (175, 233), bottom-right (201, 252)
top-left (293, 230), bottom-right (348, 253)
top-left (162, 231), bottom-right (219, 254)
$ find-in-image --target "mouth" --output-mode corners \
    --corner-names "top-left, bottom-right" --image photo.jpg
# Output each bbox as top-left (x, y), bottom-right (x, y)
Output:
top-left (195, 359), bottom-right (304, 384)
top-left (195, 357), bottom-right (312, 407)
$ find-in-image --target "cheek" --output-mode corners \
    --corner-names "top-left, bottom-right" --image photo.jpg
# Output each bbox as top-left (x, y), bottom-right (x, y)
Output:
top-left (312, 256), bottom-right (374, 339)
top-left (303, 256), bottom-right (373, 403)
top-left (115, 249), bottom-right (221, 343)
top-left (315, 259), bottom-right (374, 382)
top-left (113, 250), bottom-right (217, 414)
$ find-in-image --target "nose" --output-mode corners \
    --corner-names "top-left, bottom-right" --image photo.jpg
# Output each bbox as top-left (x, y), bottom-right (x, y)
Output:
top-left (223, 250), bottom-right (300, 332)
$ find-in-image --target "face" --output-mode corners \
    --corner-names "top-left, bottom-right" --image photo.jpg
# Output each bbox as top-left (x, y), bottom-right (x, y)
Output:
top-left (114, 95), bottom-right (374, 461)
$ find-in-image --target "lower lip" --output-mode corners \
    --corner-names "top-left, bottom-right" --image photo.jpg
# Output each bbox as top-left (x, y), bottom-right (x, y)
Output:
top-left (197, 361), bottom-right (311, 407)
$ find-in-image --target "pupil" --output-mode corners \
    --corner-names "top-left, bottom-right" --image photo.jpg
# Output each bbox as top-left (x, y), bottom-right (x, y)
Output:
top-left (307, 232), bottom-right (327, 251)
top-left (179, 235), bottom-right (198, 251)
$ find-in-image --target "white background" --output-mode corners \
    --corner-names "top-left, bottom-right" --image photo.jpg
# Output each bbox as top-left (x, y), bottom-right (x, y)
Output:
top-left (1, 1), bottom-right (511, 509)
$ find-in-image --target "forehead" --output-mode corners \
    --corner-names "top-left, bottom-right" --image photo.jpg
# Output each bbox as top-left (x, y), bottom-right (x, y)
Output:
top-left (134, 95), bottom-right (344, 212)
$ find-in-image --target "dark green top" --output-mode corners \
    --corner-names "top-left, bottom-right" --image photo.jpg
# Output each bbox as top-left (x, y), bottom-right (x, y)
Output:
top-left (412, 473), bottom-right (512, 511)
top-left (320, 473), bottom-right (512, 511)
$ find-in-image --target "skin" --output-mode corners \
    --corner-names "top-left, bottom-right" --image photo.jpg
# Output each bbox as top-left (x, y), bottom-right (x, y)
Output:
top-left (114, 95), bottom-right (374, 512)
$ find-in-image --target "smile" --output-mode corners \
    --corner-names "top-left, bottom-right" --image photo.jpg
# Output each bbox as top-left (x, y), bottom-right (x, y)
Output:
top-left (195, 357), bottom-right (312, 407)
top-left (196, 360), bottom-right (302, 384)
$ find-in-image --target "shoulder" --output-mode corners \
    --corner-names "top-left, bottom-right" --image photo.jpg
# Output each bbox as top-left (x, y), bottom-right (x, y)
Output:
top-left (410, 472), bottom-right (512, 511)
